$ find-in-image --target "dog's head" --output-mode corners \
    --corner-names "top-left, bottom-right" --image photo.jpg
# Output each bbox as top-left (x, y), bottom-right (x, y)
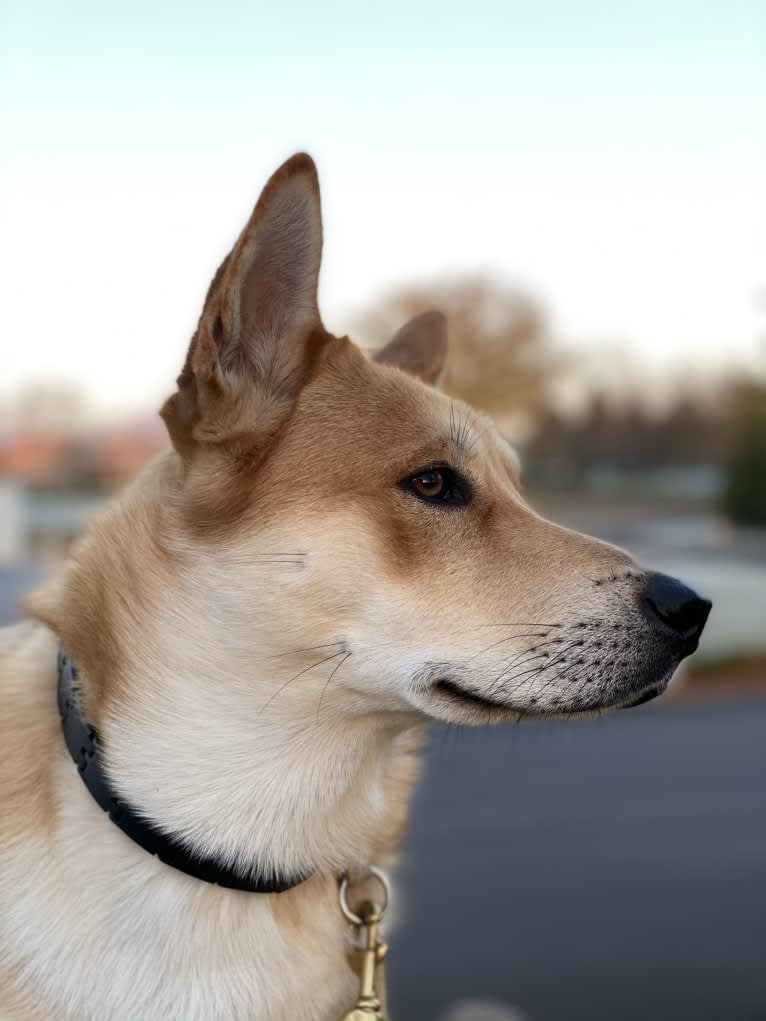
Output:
top-left (156, 153), bottom-right (710, 726)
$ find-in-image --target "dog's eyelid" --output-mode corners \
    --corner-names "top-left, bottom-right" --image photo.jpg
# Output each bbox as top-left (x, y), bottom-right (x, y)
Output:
top-left (405, 459), bottom-right (466, 484)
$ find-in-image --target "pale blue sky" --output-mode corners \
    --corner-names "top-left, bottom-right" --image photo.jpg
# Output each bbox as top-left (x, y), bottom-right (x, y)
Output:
top-left (2, 1), bottom-right (765, 413)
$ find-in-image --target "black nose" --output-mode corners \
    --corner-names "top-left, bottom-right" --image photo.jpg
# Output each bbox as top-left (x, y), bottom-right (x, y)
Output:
top-left (641, 572), bottom-right (712, 643)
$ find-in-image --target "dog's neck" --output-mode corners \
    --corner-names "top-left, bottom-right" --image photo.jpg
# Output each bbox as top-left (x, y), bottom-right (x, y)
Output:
top-left (31, 460), bottom-right (424, 886)
top-left (98, 652), bottom-right (420, 882)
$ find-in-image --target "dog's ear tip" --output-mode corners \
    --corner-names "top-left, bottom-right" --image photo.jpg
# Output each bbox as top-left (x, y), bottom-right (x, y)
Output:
top-left (252, 152), bottom-right (322, 230)
top-left (420, 308), bottom-right (447, 326)
top-left (403, 309), bottom-right (449, 355)
top-left (285, 151), bottom-right (318, 173)
top-left (418, 309), bottom-right (448, 341)
top-left (272, 152), bottom-right (320, 190)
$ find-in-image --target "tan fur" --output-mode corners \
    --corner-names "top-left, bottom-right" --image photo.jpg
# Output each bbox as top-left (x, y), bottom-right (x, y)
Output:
top-left (0, 623), bottom-right (59, 845)
top-left (1, 154), bottom-right (687, 1020)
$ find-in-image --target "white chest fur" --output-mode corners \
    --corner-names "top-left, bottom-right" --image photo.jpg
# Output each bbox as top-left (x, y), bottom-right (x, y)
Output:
top-left (2, 751), bottom-right (358, 1021)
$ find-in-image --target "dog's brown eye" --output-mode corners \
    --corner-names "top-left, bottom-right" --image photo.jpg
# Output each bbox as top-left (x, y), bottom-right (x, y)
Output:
top-left (412, 470), bottom-right (445, 499)
top-left (400, 464), bottom-right (472, 507)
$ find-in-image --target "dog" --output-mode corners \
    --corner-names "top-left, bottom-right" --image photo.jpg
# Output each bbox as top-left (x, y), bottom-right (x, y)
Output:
top-left (0, 153), bottom-right (711, 1020)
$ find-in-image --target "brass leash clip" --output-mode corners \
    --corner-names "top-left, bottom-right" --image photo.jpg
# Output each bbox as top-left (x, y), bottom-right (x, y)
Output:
top-left (338, 867), bottom-right (390, 1021)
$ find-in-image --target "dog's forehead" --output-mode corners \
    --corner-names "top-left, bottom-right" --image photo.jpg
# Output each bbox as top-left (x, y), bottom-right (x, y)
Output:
top-left (280, 339), bottom-right (509, 472)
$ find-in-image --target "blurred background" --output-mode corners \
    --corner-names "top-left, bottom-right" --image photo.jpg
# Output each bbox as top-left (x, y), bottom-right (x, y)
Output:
top-left (1, 2), bottom-right (765, 1019)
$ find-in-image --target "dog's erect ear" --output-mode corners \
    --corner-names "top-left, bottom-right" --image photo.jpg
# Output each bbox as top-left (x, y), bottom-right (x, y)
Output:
top-left (373, 310), bottom-right (448, 386)
top-left (162, 153), bottom-right (326, 451)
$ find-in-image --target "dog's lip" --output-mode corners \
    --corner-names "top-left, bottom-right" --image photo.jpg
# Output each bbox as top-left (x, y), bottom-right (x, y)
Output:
top-left (432, 677), bottom-right (512, 712)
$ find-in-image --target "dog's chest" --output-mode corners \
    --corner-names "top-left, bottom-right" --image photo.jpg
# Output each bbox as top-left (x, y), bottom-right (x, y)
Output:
top-left (2, 796), bottom-right (356, 1021)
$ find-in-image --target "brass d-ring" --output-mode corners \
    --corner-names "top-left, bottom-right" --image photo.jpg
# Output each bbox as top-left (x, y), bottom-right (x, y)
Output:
top-left (339, 865), bottom-right (390, 925)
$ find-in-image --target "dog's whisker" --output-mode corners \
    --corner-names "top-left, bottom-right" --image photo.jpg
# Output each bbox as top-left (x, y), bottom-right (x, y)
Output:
top-left (468, 622), bottom-right (563, 629)
top-left (264, 641), bottom-right (346, 661)
top-left (464, 417), bottom-right (493, 455)
top-left (515, 636), bottom-right (597, 706)
top-left (315, 652), bottom-right (352, 723)
top-left (489, 638), bottom-right (565, 685)
top-left (252, 552), bottom-right (307, 558)
top-left (496, 636), bottom-right (584, 700)
top-left (462, 410), bottom-right (478, 453)
top-left (455, 409), bottom-right (468, 449)
top-left (255, 559), bottom-right (308, 567)
top-left (253, 563), bottom-right (310, 571)
top-left (488, 634), bottom-right (568, 683)
top-left (508, 636), bottom-right (584, 691)
top-left (260, 650), bottom-right (347, 712)
top-left (468, 630), bottom-right (551, 661)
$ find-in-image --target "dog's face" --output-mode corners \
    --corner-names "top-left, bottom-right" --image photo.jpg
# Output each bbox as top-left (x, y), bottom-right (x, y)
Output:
top-left (159, 154), bottom-right (710, 727)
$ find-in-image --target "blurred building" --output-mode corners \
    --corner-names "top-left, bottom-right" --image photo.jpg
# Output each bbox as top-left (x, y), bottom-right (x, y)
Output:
top-left (0, 422), bottom-right (167, 491)
top-left (0, 421), bottom-right (167, 561)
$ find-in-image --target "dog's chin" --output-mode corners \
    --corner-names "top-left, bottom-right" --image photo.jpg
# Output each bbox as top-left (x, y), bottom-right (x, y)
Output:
top-left (616, 683), bottom-right (666, 708)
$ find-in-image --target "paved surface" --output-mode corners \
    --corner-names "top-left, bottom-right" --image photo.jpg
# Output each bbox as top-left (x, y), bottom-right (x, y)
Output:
top-left (0, 565), bottom-right (42, 625)
top-left (389, 702), bottom-right (766, 1021)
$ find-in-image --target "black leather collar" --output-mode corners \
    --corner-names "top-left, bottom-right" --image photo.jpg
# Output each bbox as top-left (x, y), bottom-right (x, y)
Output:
top-left (57, 648), bottom-right (309, 894)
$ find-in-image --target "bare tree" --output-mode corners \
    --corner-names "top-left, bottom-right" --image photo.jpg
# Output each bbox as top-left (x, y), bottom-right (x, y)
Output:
top-left (356, 276), bottom-right (568, 431)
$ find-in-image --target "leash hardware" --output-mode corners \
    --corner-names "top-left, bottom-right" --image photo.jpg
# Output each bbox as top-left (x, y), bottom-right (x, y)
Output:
top-left (338, 867), bottom-right (390, 1021)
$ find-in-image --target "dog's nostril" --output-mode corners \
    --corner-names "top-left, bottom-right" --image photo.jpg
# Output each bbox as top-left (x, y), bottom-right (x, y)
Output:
top-left (641, 572), bottom-right (712, 641)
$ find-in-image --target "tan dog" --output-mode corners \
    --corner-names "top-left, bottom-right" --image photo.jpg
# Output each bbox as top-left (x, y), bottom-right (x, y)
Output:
top-left (0, 154), bottom-right (710, 1021)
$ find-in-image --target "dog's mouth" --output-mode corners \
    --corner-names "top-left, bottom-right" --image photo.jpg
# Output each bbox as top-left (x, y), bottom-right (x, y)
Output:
top-left (433, 678), bottom-right (514, 714)
top-left (430, 674), bottom-right (670, 718)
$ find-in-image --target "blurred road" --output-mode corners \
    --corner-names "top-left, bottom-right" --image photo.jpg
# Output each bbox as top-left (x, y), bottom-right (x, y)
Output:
top-left (0, 564), bottom-right (42, 625)
top-left (390, 703), bottom-right (766, 1021)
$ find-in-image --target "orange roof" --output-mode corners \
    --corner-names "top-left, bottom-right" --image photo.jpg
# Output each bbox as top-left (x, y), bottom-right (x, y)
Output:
top-left (0, 433), bottom-right (71, 484)
top-left (0, 423), bottom-right (169, 486)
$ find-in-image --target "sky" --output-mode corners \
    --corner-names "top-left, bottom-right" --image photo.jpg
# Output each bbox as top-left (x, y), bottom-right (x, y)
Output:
top-left (2, 1), bottom-right (765, 417)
